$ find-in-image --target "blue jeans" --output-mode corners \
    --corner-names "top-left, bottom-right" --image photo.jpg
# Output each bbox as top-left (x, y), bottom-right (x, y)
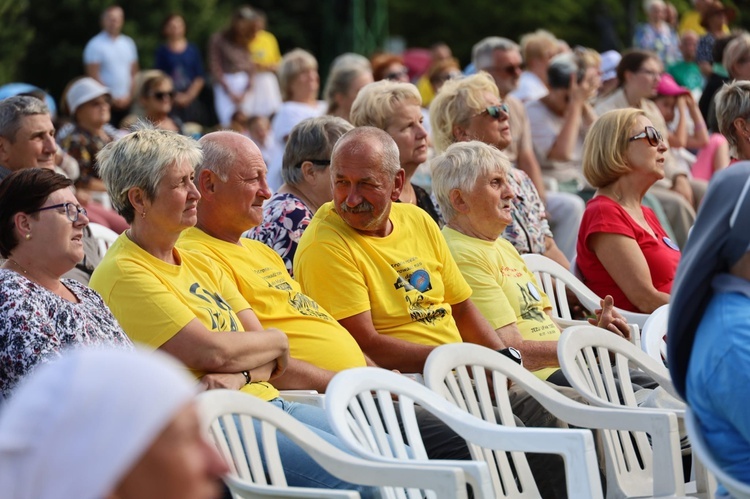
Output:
top-left (251, 398), bottom-right (380, 498)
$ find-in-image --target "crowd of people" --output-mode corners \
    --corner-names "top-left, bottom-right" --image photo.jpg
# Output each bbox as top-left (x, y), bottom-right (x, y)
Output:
top-left (1, 0), bottom-right (750, 496)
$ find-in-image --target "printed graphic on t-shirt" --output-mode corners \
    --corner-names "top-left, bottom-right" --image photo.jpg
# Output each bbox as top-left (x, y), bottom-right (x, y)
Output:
top-left (254, 265), bottom-right (332, 320)
top-left (189, 282), bottom-right (239, 331)
top-left (391, 257), bottom-right (447, 326)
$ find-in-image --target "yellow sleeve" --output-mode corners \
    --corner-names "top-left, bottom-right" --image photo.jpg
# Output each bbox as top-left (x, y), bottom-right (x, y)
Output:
top-left (430, 220), bottom-right (473, 306)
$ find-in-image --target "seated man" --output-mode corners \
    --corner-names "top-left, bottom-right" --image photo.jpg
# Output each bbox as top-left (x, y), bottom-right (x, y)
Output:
top-left (178, 130), bottom-right (470, 461)
top-left (431, 140), bottom-right (632, 386)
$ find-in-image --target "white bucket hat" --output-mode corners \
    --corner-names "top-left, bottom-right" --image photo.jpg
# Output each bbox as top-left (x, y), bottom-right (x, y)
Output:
top-left (66, 77), bottom-right (111, 115)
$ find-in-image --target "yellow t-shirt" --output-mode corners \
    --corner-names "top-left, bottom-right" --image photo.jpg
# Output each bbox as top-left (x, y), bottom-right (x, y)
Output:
top-left (90, 233), bottom-right (279, 400)
top-left (442, 227), bottom-right (559, 380)
top-left (178, 227), bottom-right (367, 371)
top-left (416, 74), bottom-right (435, 107)
top-left (678, 10), bottom-right (729, 36)
top-left (294, 202), bottom-right (472, 347)
top-left (249, 30), bottom-right (281, 68)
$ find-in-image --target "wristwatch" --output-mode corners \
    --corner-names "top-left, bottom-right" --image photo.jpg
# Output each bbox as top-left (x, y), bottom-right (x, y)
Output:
top-left (497, 347), bottom-right (523, 366)
top-left (242, 371), bottom-right (252, 384)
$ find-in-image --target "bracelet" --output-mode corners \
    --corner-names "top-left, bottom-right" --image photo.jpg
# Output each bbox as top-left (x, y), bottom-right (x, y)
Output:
top-left (242, 371), bottom-right (251, 384)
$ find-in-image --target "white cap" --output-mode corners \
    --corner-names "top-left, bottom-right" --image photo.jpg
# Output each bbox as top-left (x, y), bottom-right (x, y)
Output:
top-left (600, 50), bottom-right (622, 82)
top-left (0, 347), bottom-right (196, 499)
top-left (66, 77), bottom-right (110, 115)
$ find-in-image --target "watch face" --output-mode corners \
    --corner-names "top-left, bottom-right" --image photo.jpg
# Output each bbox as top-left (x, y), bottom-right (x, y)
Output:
top-left (507, 347), bottom-right (522, 361)
top-left (498, 347), bottom-right (522, 365)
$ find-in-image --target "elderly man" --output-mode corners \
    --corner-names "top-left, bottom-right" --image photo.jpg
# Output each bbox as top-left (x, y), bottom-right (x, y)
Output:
top-left (472, 36), bottom-right (584, 262)
top-left (430, 72), bottom-right (569, 267)
top-left (178, 129), bottom-right (473, 462)
top-left (83, 5), bottom-right (139, 125)
top-left (0, 96), bottom-right (99, 284)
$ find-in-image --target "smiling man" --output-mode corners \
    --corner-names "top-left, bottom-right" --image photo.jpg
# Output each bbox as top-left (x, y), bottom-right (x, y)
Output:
top-left (0, 96), bottom-right (57, 179)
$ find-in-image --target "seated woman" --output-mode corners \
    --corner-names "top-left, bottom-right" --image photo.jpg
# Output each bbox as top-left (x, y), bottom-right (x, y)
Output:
top-left (245, 116), bottom-right (353, 275)
top-left (0, 348), bottom-right (227, 498)
top-left (669, 162), bottom-right (750, 486)
top-left (350, 80), bottom-right (441, 224)
top-left (715, 80), bottom-right (750, 163)
top-left (122, 72), bottom-right (185, 134)
top-left (576, 108), bottom-right (681, 313)
top-left (323, 57), bottom-right (373, 123)
top-left (431, 140), bottom-right (629, 385)
top-left (89, 124), bottom-right (376, 497)
top-left (0, 168), bottom-right (132, 399)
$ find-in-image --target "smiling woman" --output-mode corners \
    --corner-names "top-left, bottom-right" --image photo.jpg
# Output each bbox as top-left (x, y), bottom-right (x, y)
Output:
top-left (0, 168), bottom-right (133, 399)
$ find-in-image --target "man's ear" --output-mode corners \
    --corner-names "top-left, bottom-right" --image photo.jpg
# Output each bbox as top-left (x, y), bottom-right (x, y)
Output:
top-left (391, 168), bottom-right (406, 201)
top-left (196, 169), bottom-right (216, 198)
top-left (450, 188), bottom-right (470, 214)
top-left (0, 137), bottom-right (11, 166)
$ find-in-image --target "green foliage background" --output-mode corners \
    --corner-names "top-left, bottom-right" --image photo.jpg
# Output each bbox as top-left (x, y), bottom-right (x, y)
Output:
top-left (1, 0), bottom-right (746, 105)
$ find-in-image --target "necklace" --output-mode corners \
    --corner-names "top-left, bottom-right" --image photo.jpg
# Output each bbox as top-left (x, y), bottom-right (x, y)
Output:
top-left (8, 258), bottom-right (30, 275)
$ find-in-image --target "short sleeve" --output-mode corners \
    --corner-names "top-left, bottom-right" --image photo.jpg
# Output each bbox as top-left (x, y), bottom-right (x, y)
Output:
top-left (580, 198), bottom-right (638, 251)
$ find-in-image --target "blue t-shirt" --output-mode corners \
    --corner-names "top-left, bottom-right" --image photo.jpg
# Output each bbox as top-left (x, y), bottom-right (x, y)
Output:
top-left (154, 43), bottom-right (205, 92)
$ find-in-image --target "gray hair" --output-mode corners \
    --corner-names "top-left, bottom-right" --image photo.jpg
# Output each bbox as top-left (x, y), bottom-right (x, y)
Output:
top-left (324, 62), bottom-right (372, 115)
top-left (0, 96), bottom-right (50, 142)
top-left (472, 37), bottom-right (519, 71)
top-left (282, 116), bottom-right (353, 185)
top-left (196, 132), bottom-right (240, 182)
top-left (715, 80), bottom-right (750, 152)
top-left (97, 121), bottom-right (203, 223)
top-left (331, 126), bottom-right (401, 179)
top-left (278, 48), bottom-right (318, 101)
top-left (723, 34), bottom-right (750, 79)
top-left (431, 141), bottom-right (511, 222)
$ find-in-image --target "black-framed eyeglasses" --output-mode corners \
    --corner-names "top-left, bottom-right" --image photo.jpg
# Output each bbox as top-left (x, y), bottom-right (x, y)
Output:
top-left (629, 126), bottom-right (663, 147)
top-left (476, 103), bottom-right (510, 120)
top-left (151, 91), bottom-right (176, 101)
top-left (27, 202), bottom-right (88, 223)
top-left (385, 68), bottom-right (409, 81)
top-left (295, 159), bottom-right (331, 168)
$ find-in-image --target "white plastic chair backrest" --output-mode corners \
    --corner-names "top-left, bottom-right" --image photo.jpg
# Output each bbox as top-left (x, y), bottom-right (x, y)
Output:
top-left (522, 253), bottom-right (651, 329)
top-left (423, 343), bottom-right (607, 499)
top-left (557, 325), bottom-right (683, 498)
top-left (641, 304), bottom-right (669, 365)
top-left (685, 408), bottom-right (750, 499)
top-left (87, 222), bottom-right (119, 257)
top-left (326, 367), bottom-right (599, 499)
top-left (196, 390), bottom-right (468, 499)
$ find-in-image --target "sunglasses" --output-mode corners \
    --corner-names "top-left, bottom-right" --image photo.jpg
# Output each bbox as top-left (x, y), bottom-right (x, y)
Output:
top-left (477, 103), bottom-right (510, 120)
top-left (629, 126), bottom-right (663, 147)
top-left (485, 64), bottom-right (523, 76)
top-left (151, 91), bottom-right (176, 101)
top-left (385, 68), bottom-right (409, 81)
top-left (28, 202), bottom-right (88, 223)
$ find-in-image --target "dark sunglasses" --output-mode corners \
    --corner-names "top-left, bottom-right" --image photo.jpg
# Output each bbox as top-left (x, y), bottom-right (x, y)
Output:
top-left (385, 68), bottom-right (409, 81)
top-left (629, 126), bottom-right (663, 147)
top-left (151, 91), bottom-right (176, 101)
top-left (477, 103), bottom-right (510, 120)
top-left (486, 64), bottom-right (522, 76)
top-left (296, 159), bottom-right (331, 168)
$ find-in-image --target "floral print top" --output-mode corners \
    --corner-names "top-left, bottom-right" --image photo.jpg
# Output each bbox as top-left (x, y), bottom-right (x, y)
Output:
top-left (244, 192), bottom-right (312, 277)
top-left (57, 124), bottom-right (117, 188)
top-left (503, 168), bottom-right (553, 255)
top-left (0, 269), bottom-right (133, 399)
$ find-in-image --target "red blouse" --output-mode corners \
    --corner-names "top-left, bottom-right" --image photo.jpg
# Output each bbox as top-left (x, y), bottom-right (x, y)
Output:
top-left (576, 196), bottom-right (681, 312)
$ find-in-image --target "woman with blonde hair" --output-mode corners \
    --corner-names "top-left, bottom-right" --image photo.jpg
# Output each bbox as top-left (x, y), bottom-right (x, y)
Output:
top-left (576, 108), bottom-right (680, 313)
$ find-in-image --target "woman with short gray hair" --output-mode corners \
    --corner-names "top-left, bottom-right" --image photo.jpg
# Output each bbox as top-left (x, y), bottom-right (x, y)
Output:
top-left (245, 116), bottom-right (353, 275)
top-left (715, 79), bottom-right (750, 161)
top-left (324, 60), bottom-right (373, 122)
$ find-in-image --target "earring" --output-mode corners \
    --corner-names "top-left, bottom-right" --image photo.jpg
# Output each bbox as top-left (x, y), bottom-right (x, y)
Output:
top-left (25, 233), bottom-right (31, 240)
top-left (141, 211), bottom-right (146, 219)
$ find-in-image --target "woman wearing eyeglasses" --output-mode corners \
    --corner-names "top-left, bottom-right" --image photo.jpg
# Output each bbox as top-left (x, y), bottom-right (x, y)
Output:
top-left (246, 116), bottom-right (353, 276)
top-left (350, 80), bottom-right (441, 224)
top-left (0, 168), bottom-right (132, 399)
top-left (576, 108), bottom-right (680, 313)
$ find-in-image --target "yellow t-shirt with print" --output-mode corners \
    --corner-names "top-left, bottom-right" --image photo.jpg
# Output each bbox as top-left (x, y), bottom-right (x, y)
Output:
top-left (249, 30), bottom-right (281, 68)
top-left (294, 202), bottom-right (472, 347)
top-left (90, 233), bottom-right (279, 401)
top-left (178, 227), bottom-right (367, 371)
top-left (442, 227), bottom-right (559, 380)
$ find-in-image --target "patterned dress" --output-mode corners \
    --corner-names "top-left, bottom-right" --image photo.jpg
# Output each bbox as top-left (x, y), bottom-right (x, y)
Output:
top-left (245, 192), bottom-right (312, 277)
top-left (0, 269), bottom-right (133, 399)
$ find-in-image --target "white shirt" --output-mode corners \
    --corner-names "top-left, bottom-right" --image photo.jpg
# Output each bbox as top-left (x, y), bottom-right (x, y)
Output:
top-left (83, 31), bottom-right (138, 99)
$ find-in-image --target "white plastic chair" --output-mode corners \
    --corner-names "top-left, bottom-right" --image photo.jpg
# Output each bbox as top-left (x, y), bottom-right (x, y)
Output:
top-left (558, 325), bottom-right (711, 498)
top-left (685, 408), bottom-right (750, 499)
top-left (326, 366), bottom-right (602, 499)
top-left (423, 343), bottom-right (686, 499)
top-left (87, 222), bottom-right (119, 258)
top-left (522, 253), bottom-right (651, 332)
top-left (197, 389), bottom-right (471, 499)
top-left (641, 305), bottom-right (669, 365)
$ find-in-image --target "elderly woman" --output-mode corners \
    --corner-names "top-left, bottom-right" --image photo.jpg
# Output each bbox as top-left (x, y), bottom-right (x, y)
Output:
top-left (576, 108), bottom-right (680, 313)
top-left (246, 116), bottom-right (353, 275)
top-left (0, 348), bottom-right (227, 498)
top-left (595, 49), bottom-right (705, 248)
top-left (702, 33), bottom-right (750, 133)
top-left (716, 80), bottom-right (750, 162)
top-left (324, 58), bottom-right (373, 122)
top-left (430, 72), bottom-right (570, 268)
top-left (269, 49), bottom-right (327, 191)
top-left (633, 0), bottom-right (681, 66)
top-left (668, 162), bottom-right (750, 485)
top-left (90, 124), bottom-right (373, 496)
top-left (350, 80), bottom-right (440, 223)
top-left (0, 168), bottom-right (132, 399)
top-left (138, 73), bottom-right (184, 133)
top-left (371, 53), bottom-right (410, 82)
top-left (432, 140), bottom-right (629, 384)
